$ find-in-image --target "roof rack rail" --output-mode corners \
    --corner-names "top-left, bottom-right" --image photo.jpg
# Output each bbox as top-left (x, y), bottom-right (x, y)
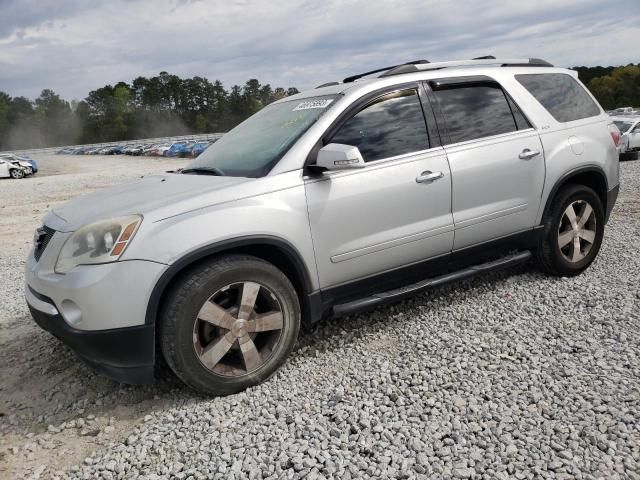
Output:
top-left (343, 59), bottom-right (429, 83)
top-left (315, 81), bottom-right (340, 89)
top-left (379, 57), bottom-right (554, 78)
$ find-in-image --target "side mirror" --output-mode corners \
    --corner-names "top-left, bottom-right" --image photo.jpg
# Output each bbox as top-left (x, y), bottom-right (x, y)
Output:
top-left (316, 143), bottom-right (365, 171)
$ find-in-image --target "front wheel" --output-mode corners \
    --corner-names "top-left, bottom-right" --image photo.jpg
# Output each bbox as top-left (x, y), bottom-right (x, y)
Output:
top-left (534, 184), bottom-right (605, 276)
top-left (159, 255), bottom-right (300, 395)
top-left (10, 169), bottom-right (24, 179)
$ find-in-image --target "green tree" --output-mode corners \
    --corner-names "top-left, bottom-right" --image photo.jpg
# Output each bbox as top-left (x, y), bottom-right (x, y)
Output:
top-left (587, 65), bottom-right (640, 110)
top-left (0, 73), bottom-right (300, 148)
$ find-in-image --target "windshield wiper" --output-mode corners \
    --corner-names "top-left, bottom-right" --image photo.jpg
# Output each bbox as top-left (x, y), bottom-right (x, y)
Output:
top-left (180, 167), bottom-right (225, 176)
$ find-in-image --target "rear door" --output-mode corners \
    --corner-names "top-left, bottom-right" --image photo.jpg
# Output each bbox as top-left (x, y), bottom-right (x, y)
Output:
top-left (305, 86), bottom-right (454, 288)
top-left (427, 77), bottom-right (545, 250)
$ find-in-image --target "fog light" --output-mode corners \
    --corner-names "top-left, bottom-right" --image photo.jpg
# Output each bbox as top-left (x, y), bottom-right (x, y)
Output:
top-left (60, 300), bottom-right (82, 327)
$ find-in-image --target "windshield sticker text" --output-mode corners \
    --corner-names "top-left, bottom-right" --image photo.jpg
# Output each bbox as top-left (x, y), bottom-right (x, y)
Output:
top-left (293, 99), bottom-right (334, 111)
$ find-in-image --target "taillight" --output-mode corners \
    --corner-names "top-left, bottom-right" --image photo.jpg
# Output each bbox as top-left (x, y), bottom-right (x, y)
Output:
top-left (608, 124), bottom-right (621, 147)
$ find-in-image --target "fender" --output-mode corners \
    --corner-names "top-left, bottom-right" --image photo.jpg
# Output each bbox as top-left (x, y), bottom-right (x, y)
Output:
top-left (540, 165), bottom-right (609, 221)
top-left (144, 235), bottom-right (316, 325)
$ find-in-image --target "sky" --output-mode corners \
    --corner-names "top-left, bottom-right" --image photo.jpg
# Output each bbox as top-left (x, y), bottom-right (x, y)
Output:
top-left (0, 0), bottom-right (638, 101)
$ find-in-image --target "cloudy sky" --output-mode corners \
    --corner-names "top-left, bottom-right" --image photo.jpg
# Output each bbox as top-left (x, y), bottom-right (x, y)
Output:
top-left (1, 0), bottom-right (638, 101)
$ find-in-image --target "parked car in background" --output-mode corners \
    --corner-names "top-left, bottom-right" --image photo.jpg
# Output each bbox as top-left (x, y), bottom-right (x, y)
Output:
top-left (26, 57), bottom-right (620, 395)
top-left (610, 107), bottom-right (638, 116)
top-left (144, 144), bottom-right (171, 156)
top-left (0, 153), bottom-right (38, 173)
top-left (122, 145), bottom-right (142, 155)
top-left (164, 142), bottom-right (189, 157)
top-left (179, 142), bottom-right (196, 158)
top-left (0, 158), bottom-right (29, 179)
top-left (10, 160), bottom-right (34, 175)
top-left (611, 116), bottom-right (640, 160)
top-left (142, 144), bottom-right (159, 155)
top-left (190, 141), bottom-right (211, 157)
top-left (103, 145), bottom-right (125, 155)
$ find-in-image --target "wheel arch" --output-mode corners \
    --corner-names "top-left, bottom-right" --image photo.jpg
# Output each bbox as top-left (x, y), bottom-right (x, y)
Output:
top-left (145, 236), bottom-right (319, 327)
top-left (541, 166), bottom-right (608, 222)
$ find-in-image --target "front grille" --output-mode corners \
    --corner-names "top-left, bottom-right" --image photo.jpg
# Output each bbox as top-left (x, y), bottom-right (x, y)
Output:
top-left (34, 226), bottom-right (56, 261)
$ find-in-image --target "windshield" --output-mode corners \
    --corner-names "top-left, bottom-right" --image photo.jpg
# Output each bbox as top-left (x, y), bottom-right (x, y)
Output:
top-left (614, 121), bottom-right (633, 133)
top-left (186, 95), bottom-right (338, 177)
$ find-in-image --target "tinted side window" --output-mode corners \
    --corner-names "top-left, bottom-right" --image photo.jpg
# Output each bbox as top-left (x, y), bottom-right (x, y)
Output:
top-left (516, 73), bottom-right (600, 123)
top-left (432, 84), bottom-right (519, 144)
top-left (331, 90), bottom-right (429, 162)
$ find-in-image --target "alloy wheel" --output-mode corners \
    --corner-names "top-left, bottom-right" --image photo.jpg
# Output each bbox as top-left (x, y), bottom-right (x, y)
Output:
top-left (192, 281), bottom-right (284, 376)
top-left (557, 200), bottom-right (597, 263)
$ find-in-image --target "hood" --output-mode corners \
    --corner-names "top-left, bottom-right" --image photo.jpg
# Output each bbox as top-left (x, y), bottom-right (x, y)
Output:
top-left (11, 160), bottom-right (31, 168)
top-left (48, 173), bottom-right (251, 231)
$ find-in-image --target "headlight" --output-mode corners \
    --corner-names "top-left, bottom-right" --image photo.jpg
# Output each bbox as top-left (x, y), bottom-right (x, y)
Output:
top-left (55, 215), bottom-right (142, 274)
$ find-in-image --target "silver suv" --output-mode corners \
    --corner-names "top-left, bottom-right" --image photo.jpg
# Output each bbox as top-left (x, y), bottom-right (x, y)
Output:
top-left (26, 58), bottom-right (620, 395)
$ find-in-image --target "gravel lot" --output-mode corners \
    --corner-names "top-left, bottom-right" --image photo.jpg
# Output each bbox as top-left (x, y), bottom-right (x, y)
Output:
top-left (1, 155), bottom-right (638, 480)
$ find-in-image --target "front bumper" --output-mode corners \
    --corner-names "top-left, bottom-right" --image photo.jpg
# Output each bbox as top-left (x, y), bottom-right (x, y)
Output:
top-left (25, 231), bottom-right (167, 384)
top-left (28, 291), bottom-right (155, 384)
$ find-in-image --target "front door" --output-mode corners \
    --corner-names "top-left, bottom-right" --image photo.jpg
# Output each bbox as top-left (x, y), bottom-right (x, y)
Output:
top-left (305, 87), bottom-right (454, 289)
top-left (428, 78), bottom-right (546, 250)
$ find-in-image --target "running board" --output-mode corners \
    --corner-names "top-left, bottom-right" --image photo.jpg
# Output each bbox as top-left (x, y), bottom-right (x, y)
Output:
top-left (332, 250), bottom-right (532, 317)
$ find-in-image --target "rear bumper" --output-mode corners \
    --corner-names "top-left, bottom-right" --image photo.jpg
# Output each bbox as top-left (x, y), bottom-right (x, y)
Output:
top-left (28, 292), bottom-right (155, 384)
top-left (606, 184), bottom-right (619, 223)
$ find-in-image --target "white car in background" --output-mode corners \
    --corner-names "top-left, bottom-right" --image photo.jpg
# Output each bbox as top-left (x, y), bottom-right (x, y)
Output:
top-left (0, 158), bottom-right (30, 179)
top-left (0, 153), bottom-right (36, 174)
top-left (610, 107), bottom-right (639, 116)
top-left (611, 116), bottom-right (640, 160)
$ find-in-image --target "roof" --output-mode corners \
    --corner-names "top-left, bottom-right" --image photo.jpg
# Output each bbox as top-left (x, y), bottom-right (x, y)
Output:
top-left (280, 59), bottom-right (577, 106)
top-left (282, 57), bottom-right (567, 103)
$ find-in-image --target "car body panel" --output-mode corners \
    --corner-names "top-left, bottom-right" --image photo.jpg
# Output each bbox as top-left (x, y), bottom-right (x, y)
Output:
top-left (444, 129), bottom-right (546, 249)
top-left (120, 171), bottom-right (318, 288)
top-left (305, 147), bottom-right (453, 287)
top-left (48, 174), bottom-right (251, 231)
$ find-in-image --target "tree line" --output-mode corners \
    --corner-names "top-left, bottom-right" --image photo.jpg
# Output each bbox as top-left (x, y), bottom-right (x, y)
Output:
top-left (0, 64), bottom-right (638, 150)
top-left (0, 73), bottom-right (299, 150)
top-left (575, 64), bottom-right (640, 110)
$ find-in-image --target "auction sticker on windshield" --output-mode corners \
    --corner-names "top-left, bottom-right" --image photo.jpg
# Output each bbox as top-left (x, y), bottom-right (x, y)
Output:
top-left (293, 99), bottom-right (334, 111)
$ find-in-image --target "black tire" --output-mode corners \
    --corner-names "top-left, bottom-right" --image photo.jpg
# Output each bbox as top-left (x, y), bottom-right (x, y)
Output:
top-left (159, 255), bottom-right (300, 396)
top-left (620, 151), bottom-right (638, 161)
top-left (534, 184), bottom-right (605, 277)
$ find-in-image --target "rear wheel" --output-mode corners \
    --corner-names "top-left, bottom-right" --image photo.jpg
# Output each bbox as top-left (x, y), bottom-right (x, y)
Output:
top-left (534, 185), bottom-right (604, 276)
top-left (9, 169), bottom-right (24, 179)
top-left (159, 255), bottom-right (300, 395)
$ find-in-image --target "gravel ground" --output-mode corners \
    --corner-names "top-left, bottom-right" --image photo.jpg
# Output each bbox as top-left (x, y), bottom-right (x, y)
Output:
top-left (1, 156), bottom-right (639, 480)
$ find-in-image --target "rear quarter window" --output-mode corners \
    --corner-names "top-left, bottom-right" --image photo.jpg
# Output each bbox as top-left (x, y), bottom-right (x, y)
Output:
top-left (516, 73), bottom-right (601, 123)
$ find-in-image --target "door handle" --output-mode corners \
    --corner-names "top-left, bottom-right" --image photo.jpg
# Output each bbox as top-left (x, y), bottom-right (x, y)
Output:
top-left (416, 170), bottom-right (444, 184)
top-left (519, 148), bottom-right (541, 160)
